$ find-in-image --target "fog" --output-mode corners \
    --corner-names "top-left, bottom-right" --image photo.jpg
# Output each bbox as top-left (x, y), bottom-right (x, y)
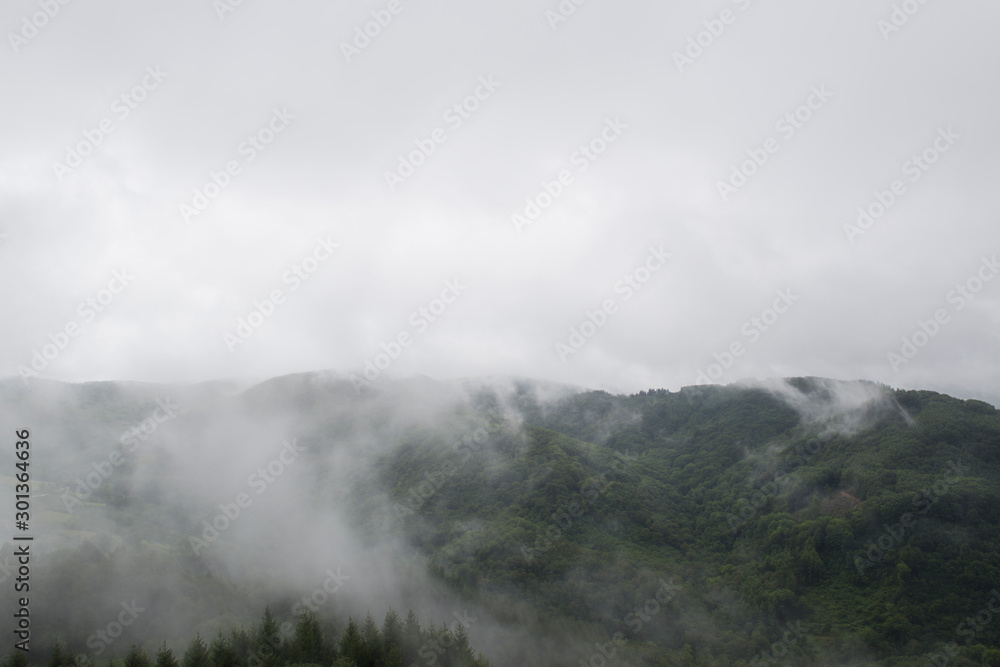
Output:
top-left (0, 372), bottom-right (921, 665)
top-left (2, 1), bottom-right (998, 664)
top-left (0, 375), bottom-right (606, 664)
top-left (1, 0), bottom-right (998, 406)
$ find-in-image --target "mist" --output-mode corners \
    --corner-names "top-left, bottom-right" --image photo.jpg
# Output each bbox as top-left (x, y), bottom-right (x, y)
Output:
top-left (2, 1), bottom-right (999, 665)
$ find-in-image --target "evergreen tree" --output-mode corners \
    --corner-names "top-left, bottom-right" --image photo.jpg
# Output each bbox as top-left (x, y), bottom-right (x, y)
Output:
top-left (48, 640), bottom-right (69, 667)
top-left (181, 635), bottom-right (210, 667)
top-left (381, 609), bottom-right (404, 667)
top-left (338, 618), bottom-right (364, 667)
top-left (209, 633), bottom-right (239, 667)
top-left (680, 643), bottom-right (696, 667)
top-left (453, 624), bottom-right (473, 663)
top-left (290, 611), bottom-right (329, 665)
top-left (154, 643), bottom-right (178, 667)
top-left (254, 606), bottom-right (284, 667)
top-left (359, 613), bottom-right (384, 667)
top-left (436, 626), bottom-right (457, 667)
top-left (450, 625), bottom-right (491, 667)
top-left (401, 610), bottom-right (422, 665)
top-left (226, 628), bottom-right (253, 664)
top-left (123, 644), bottom-right (152, 667)
top-left (421, 623), bottom-right (442, 667)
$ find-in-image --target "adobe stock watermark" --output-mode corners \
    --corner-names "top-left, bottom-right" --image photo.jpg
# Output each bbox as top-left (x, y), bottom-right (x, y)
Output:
top-left (52, 66), bottom-right (168, 181)
top-left (393, 458), bottom-right (458, 518)
top-left (246, 567), bottom-right (350, 666)
top-left (512, 116), bottom-right (628, 233)
top-left (672, 0), bottom-right (756, 73)
top-left (853, 459), bottom-right (967, 575)
top-left (887, 254), bottom-right (997, 372)
top-left (579, 578), bottom-right (682, 667)
top-left (350, 278), bottom-right (468, 393)
top-left (289, 567), bottom-right (350, 619)
top-left (555, 246), bottom-right (671, 362)
top-left (749, 622), bottom-right (809, 667)
top-left (392, 427), bottom-right (489, 518)
top-left (214, 0), bottom-right (249, 21)
top-left (416, 610), bottom-right (478, 666)
top-left (726, 438), bottom-right (822, 533)
top-left (0, 551), bottom-right (19, 586)
top-left (340, 0), bottom-right (415, 63)
top-left (716, 85), bottom-right (834, 202)
top-left (878, 0), bottom-right (932, 41)
top-left (224, 236), bottom-right (339, 352)
top-left (924, 589), bottom-right (1000, 667)
top-left (7, 0), bottom-right (74, 53)
top-left (544, 0), bottom-right (590, 31)
top-left (189, 439), bottom-right (305, 555)
top-left (75, 599), bottom-right (145, 662)
top-left (179, 107), bottom-right (295, 223)
top-left (844, 126), bottom-right (959, 244)
top-left (694, 288), bottom-right (799, 384)
top-left (250, 620), bottom-right (292, 667)
top-left (384, 75), bottom-right (501, 192)
top-left (521, 451), bottom-right (636, 562)
top-left (624, 577), bottom-right (682, 633)
top-left (61, 397), bottom-right (181, 513)
top-left (16, 269), bottom-right (134, 383)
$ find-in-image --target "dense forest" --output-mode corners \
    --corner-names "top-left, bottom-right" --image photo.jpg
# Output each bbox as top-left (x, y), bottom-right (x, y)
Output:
top-left (1, 607), bottom-right (489, 667)
top-left (1, 374), bottom-right (999, 665)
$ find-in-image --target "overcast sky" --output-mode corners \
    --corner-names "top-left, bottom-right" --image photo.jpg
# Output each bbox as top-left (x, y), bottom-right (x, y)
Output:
top-left (1, 0), bottom-right (998, 403)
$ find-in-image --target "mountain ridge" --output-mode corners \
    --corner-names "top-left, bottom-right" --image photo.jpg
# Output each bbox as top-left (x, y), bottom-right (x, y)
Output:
top-left (1, 374), bottom-right (999, 665)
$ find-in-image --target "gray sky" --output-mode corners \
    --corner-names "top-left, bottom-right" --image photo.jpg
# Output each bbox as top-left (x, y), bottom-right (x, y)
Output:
top-left (2, 0), bottom-right (998, 403)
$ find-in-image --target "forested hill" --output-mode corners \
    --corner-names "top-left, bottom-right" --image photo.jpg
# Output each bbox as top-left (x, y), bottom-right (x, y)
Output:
top-left (1, 374), bottom-right (999, 666)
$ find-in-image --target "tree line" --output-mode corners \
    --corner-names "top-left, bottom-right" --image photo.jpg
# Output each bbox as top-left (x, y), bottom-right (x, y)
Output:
top-left (2, 608), bottom-right (491, 667)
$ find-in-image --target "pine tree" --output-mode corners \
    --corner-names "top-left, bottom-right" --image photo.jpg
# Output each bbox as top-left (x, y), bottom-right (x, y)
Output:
top-left (123, 644), bottom-right (153, 667)
top-left (421, 623), bottom-right (442, 667)
top-left (381, 609), bottom-right (403, 667)
top-left (154, 643), bottom-right (178, 667)
top-left (435, 626), bottom-right (457, 667)
top-left (402, 610), bottom-right (422, 665)
top-left (680, 643), bottom-right (696, 667)
top-left (450, 625), bottom-right (491, 667)
top-left (209, 633), bottom-right (239, 667)
top-left (181, 635), bottom-right (210, 667)
top-left (338, 618), bottom-right (364, 666)
top-left (453, 624), bottom-right (474, 664)
top-left (290, 611), bottom-right (329, 665)
top-left (48, 640), bottom-right (69, 667)
top-left (359, 614), bottom-right (384, 667)
top-left (254, 606), bottom-right (284, 667)
top-left (226, 628), bottom-right (253, 663)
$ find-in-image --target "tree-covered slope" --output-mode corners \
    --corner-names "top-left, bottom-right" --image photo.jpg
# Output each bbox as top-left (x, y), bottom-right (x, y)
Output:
top-left (353, 378), bottom-right (1000, 665)
top-left (1, 375), bottom-right (999, 666)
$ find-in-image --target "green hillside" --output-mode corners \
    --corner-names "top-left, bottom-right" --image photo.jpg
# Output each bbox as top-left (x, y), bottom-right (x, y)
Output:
top-left (1, 376), bottom-right (999, 666)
